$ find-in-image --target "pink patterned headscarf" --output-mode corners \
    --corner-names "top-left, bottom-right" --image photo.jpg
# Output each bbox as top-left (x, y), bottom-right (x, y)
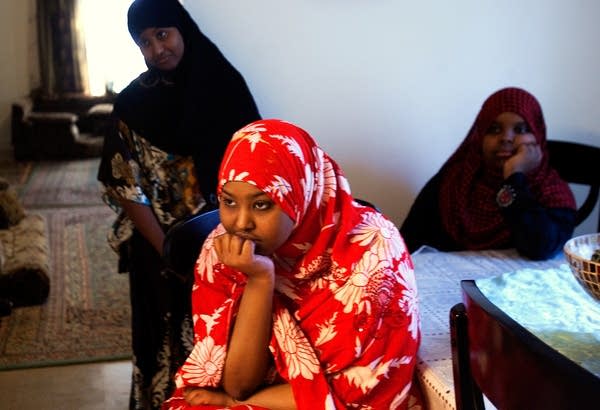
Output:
top-left (164, 119), bottom-right (421, 409)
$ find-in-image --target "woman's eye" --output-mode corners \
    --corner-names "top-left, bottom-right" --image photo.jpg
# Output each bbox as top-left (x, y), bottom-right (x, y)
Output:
top-left (514, 123), bottom-right (530, 134)
top-left (138, 39), bottom-right (150, 48)
top-left (254, 200), bottom-right (272, 211)
top-left (220, 197), bottom-right (235, 207)
top-left (486, 123), bottom-right (502, 134)
top-left (156, 30), bottom-right (168, 40)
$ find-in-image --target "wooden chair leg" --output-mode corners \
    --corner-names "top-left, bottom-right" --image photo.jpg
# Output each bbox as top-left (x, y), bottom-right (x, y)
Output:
top-left (450, 303), bottom-right (484, 410)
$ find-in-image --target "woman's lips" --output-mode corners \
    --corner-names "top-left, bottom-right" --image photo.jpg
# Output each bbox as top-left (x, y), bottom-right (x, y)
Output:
top-left (496, 150), bottom-right (513, 158)
top-left (155, 55), bottom-right (172, 65)
top-left (235, 234), bottom-right (259, 243)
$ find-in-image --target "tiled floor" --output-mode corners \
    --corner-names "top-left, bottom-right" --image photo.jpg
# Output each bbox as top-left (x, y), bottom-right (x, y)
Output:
top-left (0, 359), bottom-right (131, 409)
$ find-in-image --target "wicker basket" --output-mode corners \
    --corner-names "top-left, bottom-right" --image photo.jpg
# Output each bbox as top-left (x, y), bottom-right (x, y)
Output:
top-left (563, 233), bottom-right (600, 302)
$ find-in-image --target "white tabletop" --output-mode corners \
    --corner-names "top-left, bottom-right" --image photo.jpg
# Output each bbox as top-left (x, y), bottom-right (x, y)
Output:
top-left (477, 264), bottom-right (600, 377)
top-left (411, 247), bottom-right (565, 410)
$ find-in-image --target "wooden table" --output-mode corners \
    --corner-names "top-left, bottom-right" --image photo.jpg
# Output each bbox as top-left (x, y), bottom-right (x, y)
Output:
top-left (411, 248), bottom-right (567, 409)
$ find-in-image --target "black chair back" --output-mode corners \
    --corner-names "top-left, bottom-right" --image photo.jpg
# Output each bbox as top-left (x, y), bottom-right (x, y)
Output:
top-left (354, 198), bottom-right (381, 212)
top-left (547, 139), bottom-right (600, 231)
top-left (162, 209), bottom-right (220, 279)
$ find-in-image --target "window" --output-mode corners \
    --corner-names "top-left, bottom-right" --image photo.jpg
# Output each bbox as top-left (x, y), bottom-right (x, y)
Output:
top-left (78, 0), bottom-right (147, 96)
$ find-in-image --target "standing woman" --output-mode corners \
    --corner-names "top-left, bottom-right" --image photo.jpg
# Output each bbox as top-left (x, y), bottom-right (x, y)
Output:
top-left (97, 0), bottom-right (260, 408)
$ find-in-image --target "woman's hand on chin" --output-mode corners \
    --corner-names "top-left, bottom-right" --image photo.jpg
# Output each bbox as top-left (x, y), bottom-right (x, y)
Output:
top-left (214, 233), bottom-right (275, 282)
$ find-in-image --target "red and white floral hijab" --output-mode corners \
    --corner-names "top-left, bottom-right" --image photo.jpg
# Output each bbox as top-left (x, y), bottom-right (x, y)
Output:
top-left (165, 119), bottom-right (420, 409)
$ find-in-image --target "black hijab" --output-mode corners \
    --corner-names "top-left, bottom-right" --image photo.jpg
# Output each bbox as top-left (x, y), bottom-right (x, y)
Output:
top-left (114, 0), bottom-right (260, 205)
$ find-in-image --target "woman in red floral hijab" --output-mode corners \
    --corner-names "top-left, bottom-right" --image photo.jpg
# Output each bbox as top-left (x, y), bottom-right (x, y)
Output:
top-left (401, 87), bottom-right (576, 260)
top-left (163, 119), bottom-right (421, 409)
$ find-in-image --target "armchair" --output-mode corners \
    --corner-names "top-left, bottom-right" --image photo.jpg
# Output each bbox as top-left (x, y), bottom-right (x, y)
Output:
top-left (11, 94), bottom-right (114, 160)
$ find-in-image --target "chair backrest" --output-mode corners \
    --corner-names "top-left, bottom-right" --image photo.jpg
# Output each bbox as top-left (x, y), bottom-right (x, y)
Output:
top-left (449, 280), bottom-right (600, 410)
top-left (354, 197), bottom-right (381, 213)
top-left (547, 139), bottom-right (600, 231)
top-left (162, 209), bottom-right (220, 279)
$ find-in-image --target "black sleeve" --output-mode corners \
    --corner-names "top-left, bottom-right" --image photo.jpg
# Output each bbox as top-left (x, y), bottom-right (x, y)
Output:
top-left (400, 172), bottom-right (456, 253)
top-left (499, 172), bottom-right (576, 260)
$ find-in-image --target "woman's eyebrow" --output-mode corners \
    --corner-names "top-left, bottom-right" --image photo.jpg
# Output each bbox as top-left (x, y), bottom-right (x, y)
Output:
top-left (221, 188), bottom-right (268, 199)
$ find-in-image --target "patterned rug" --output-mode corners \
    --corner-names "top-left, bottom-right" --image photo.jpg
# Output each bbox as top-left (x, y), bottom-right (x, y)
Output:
top-left (18, 158), bottom-right (104, 208)
top-left (0, 205), bottom-right (131, 370)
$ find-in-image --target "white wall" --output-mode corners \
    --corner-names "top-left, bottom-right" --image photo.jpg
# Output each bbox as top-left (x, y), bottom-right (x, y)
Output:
top-left (5, 1), bottom-right (594, 234)
top-left (186, 0), bottom-right (600, 236)
top-left (0, 0), bottom-right (37, 153)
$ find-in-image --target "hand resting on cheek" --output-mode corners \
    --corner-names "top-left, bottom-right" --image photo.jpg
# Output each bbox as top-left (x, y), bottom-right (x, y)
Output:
top-left (504, 134), bottom-right (543, 177)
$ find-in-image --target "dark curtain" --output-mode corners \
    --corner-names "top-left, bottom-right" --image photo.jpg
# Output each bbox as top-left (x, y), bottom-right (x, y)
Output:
top-left (36, 0), bottom-right (88, 97)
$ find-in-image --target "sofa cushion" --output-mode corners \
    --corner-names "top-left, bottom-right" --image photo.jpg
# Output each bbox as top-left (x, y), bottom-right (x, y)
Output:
top-left (0, 177), bottom-right (25, 229)
top-left (0, 213), bottom-right (50, 307)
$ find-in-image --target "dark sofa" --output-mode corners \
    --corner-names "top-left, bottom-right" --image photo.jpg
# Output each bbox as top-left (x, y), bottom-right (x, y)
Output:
top-left (11, 94), bottom-right (115, 160)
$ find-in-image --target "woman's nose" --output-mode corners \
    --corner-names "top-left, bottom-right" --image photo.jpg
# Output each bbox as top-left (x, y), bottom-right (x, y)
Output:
top-left (150, 41), bottom-right (164, 57)
top-left (234, 208), bottom-right (254, 231)
top-left (500, 129), bottom-right (515, 143)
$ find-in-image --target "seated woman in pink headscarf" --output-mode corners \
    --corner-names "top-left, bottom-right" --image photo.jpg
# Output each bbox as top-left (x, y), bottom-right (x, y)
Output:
top-left (401, 87), bottom-right (576, 260)
top-left (163, 119), bottom-right (421, 409)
